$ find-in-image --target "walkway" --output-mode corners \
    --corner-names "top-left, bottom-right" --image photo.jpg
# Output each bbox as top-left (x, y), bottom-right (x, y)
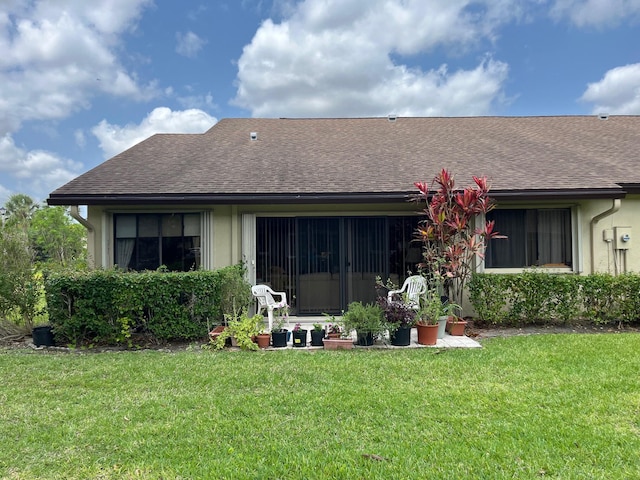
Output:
top-left (267, 319), bottom-right (482, 349)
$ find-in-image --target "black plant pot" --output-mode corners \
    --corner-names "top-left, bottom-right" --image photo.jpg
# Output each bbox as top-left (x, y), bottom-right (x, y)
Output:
top-left (271, 329), bottom-right (288, 348)
top-left (356, 331), bottom-right (374, 346)
top-left (292, 329), bottom-right (308, 347)
top-left (32, 325), bottom-right (55, 347)
top-left (310, 329), bottom-right (325, 346)
top-left (390, 325), bottom-right (412, 346)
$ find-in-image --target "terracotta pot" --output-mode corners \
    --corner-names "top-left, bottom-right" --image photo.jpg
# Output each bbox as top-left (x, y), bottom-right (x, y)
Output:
top-left (323, 338), bottom-right (354, 350)
top-left (208, 325), bottom-right (225, 341)
top-left (327, 332), bottom-right (341, 339)
top-left (256, 333), bottom-right (271, 349)
top-left (449, 320), bottom-right (468, 336)
top-left (416, 322), bottom-right (439, 345)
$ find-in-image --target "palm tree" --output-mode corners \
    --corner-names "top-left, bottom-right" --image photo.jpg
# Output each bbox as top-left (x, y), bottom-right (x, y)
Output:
top-left (3, 194), bottom-right (38, 231)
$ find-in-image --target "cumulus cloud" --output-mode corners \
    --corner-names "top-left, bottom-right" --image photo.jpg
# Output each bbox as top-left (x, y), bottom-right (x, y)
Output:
top-left (580, 63), bottom-right (640, 114)
top-left (92, 107), bottom-right (217, 158)
top-left (176, 31), bottom-right (207, 58)
top-left (233, 0), bottom-right (521, 117)
top-left (0, 133), bottom-right (82, 202)
top-left (550, 0), bottom-right (640, 27)
top-left (0, 0), bottom-right (157, 134)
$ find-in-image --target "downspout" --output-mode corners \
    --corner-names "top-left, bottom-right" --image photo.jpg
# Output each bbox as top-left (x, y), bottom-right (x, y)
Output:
top-left (69, 205), bottom-right (94, 232)
top-left (590, 199), bottom-right (620, 274)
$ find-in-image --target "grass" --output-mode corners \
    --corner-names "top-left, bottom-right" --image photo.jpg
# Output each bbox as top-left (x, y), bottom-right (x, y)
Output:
top-left (1, 334), bottom-right (640, 479)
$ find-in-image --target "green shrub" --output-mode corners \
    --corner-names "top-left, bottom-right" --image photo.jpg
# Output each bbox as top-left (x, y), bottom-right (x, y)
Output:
top-left (470, 272), bottom-right (640, 326)
top-left (44, 264), bottom-right (251, 346)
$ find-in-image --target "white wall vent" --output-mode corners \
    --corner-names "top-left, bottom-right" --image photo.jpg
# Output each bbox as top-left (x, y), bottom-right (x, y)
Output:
top-left (250, 132), bottom-right (258, 140)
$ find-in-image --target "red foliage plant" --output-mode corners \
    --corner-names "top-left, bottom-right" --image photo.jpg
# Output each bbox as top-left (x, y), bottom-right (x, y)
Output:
top-left (413, 169), bottom-right (506, 315)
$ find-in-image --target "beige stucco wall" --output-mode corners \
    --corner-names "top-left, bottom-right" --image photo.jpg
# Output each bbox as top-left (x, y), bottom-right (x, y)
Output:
top-left (82, 197), bottom-right (640, 275)
top-left (581, 196), bottom-right (640, 274)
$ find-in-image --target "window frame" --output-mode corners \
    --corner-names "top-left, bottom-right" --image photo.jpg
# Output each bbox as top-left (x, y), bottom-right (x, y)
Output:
top-left (113, 212), bottom-right (201, 272)
top-left (481, 205), bottom-right (580, 274)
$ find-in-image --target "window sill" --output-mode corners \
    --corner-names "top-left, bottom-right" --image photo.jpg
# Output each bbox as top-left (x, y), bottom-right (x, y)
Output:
top-left (484, 267), bottom-right (575, 274)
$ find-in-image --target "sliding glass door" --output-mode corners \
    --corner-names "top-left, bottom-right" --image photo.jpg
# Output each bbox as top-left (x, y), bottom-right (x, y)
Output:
top-left (256, 216), bottom-right (419, 315)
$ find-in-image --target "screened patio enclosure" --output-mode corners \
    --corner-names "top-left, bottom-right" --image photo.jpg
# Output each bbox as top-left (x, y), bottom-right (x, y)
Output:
top-left (255, 216), bottom-right (421, 315)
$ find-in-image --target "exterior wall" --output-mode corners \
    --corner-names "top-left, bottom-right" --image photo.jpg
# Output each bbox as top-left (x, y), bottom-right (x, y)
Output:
top-left (582, 196), bottom-right (640, 274)
top-left (82, 196), bottom-right (640, 276)
top-left (83, 202), bottom-right (418, 269)
top-left (85, 205), bottom-right (104, 269)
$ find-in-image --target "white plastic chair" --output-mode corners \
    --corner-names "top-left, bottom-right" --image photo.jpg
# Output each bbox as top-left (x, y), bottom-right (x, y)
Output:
top-left (387, 275), bottom-right (427, 309)
top-left (251, 285), bottom-right (288, 332)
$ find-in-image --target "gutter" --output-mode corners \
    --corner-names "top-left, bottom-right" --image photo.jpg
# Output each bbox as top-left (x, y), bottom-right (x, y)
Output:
top-left (69, 205), bottom-right (94, 233)
top-left (47, 187), bottom-right (627, 206)
top-left (590, 199), bottom-right (620, 274)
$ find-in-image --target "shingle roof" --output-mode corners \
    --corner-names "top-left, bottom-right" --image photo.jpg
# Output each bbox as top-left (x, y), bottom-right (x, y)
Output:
top-left (48, 116), bottom-right (640, 205)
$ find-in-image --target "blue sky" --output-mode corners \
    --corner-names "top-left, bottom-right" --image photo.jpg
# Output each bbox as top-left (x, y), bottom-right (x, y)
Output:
top-left (1, 0), bottom-right (639, 205)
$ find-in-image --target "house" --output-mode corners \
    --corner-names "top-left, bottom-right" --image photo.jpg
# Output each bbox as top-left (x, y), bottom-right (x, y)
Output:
top-left (47, 115), bottom-right (640, 316)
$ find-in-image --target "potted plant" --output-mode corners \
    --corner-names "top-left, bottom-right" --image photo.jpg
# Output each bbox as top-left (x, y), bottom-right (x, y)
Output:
top-left (255, 328), bottom-right (271, 349)
top-left (323, 313), bottom-right (343, 339)
top-left (270, 316), bottom-right (289, 348)
top-left (448, 314), bottom-right (468, 336)
top-left (415, 291), bottom-right (442, 345)
top-left (292, 323), bottom-right (308, 347)
top-left (310, 322), bottom-right (325, 346)
top-left (212, 310), bottom-right (263, 351)
top-left (32, 323), bottom-right (55, 347)
top-left (323, 334), bottom-right (354, 350)
top-left (414, 169), bottom-right (505, 320)
top-left (342, 301), bottom-right (384, 346)
top-left (377, 295), bottom-right (416, 346)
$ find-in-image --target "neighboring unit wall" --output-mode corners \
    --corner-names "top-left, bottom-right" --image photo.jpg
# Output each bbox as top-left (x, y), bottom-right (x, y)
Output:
top-left (583, 196), bottom-right (640, 275)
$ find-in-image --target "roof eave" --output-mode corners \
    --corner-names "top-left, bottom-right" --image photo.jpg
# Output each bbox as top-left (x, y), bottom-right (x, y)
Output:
top-left (47, 187), bottom-right (627, 206)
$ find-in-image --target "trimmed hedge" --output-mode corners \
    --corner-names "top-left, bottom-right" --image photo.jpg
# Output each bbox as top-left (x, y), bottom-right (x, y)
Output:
top-left (470, 272), bottom-right (640, 326)
top-left (44, 264), bottom-right (251, 346)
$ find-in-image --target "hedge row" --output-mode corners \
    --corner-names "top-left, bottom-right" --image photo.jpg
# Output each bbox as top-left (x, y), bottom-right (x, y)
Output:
top-left (44, 264), bottom-right (251, 346)
top-left (469, 272), bottom-right (640, 326)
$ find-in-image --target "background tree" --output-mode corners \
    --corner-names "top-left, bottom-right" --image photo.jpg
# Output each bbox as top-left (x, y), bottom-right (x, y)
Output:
top-left (30, 206), bottom-right (87, 270)
top-left (3, 194), bottom-right (38, 232)
top-left (0, 224), bottom-right (40, 333)
top-left (1, 196), bottom-right (87, 336)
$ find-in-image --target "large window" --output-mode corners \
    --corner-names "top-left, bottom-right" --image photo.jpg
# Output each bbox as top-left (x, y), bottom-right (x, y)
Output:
top-left (114, 213), bottom-right (201, 271)
top-left (486, 208), bottom-right (572, 268)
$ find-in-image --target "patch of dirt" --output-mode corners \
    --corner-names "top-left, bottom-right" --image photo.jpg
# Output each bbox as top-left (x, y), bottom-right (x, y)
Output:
top-left (466, 320), bottom-right (640, 340)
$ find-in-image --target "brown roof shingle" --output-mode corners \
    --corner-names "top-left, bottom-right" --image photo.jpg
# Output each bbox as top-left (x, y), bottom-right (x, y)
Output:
top-left (48, 115), bottom-right (640, 205)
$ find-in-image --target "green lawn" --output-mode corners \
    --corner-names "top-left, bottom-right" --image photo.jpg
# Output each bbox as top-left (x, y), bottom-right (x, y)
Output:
top-left (1, 334), bottom-right (640, 479)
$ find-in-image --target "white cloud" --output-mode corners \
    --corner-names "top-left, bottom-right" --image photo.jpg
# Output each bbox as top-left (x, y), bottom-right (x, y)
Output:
top-left (0, 0), bottom-right (157, 134)
top-left (550, 0), bottom-right (640, 27)
top-left (233, 0), bottom-right (519, 117)
top-left (74, 129), bottom-right (86, 148)
top-left (177, 92), bottom-right (217, 110)
top-left (0, 133), bottom-right (82, 202)
top-left (92, 107), bottom-right (217, 158)
top-left (580, 63), bottom-right (640, 114)
top-left (0, 184), bottom-right (11, 207)
top-left (176, 31), bottom-right (207, 58)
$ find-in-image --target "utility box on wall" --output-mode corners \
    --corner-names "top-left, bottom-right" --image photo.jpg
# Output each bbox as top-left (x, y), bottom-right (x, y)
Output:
top-left (614, 227), bottom-right (632, 250)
